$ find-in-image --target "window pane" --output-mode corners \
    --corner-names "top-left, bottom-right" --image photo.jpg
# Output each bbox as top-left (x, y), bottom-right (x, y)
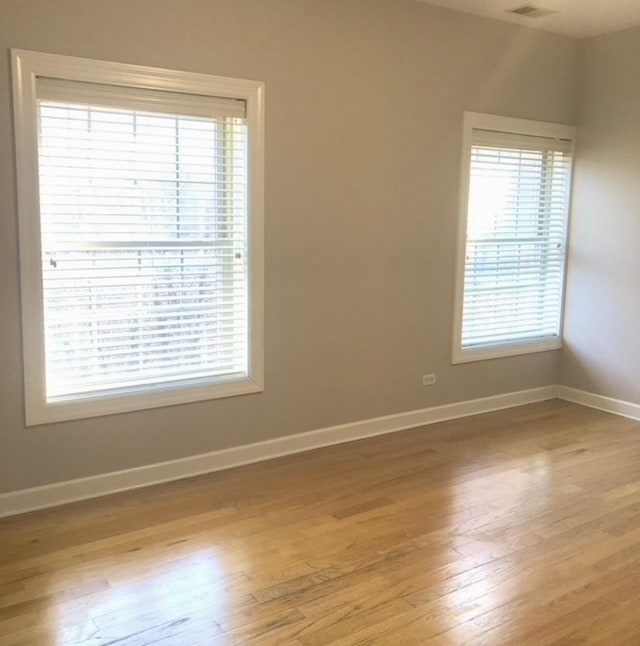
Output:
top-left (38, 101), bottom-right (249, 400)
top-left (461, 141), bottom-right (570, 349)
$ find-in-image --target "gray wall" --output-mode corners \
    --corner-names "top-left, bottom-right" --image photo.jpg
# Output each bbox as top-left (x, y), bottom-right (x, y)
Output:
top-left (0, 0), bottom-right (579, 493)
top-left (561, 27), bottom-right (640, 405)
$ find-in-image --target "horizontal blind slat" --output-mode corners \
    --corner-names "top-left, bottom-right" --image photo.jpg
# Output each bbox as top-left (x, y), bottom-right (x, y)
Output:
top-left (38, 77), bottom-right (246, 118)
top-left (49, 365), bottom-right (246, 399)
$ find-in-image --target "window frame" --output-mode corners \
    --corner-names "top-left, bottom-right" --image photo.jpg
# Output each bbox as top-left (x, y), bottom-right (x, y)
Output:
top-left (12, 49), bottom-right (265, 425)
top-left (452, 111), bottom-right (576, 364)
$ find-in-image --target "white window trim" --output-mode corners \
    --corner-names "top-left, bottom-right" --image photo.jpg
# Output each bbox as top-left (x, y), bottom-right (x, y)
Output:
top-left (12, 49), bottom-right (265, 425)
top-left (452, 112), bottom-right (576, 365)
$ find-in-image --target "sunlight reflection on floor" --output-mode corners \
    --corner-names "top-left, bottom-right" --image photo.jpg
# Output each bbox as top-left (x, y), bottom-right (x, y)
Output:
top-left (50, 548), bottom-right (231, 644)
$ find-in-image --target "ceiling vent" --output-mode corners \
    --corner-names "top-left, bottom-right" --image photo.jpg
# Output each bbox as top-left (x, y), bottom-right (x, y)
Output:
top-left (508, 5), bottom-right (556, 18)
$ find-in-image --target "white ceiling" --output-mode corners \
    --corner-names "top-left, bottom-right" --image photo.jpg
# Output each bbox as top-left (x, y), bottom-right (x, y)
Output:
top-left (416, 0), bottom-right (640, 38)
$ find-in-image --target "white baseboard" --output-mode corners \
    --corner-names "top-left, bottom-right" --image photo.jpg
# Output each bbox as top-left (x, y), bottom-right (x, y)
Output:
top-left (3, 383), bottom-right (635, 520)
top-left (0, 386), bottom-right (556, 519)
top-left (556, 385), bottom-right (640, 421)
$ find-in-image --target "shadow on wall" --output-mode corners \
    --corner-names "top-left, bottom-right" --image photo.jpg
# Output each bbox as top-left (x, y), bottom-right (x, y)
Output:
top-left (560, 342), bottom-right (606, 394)
top-left (560, 341), bottom-right (640, 403)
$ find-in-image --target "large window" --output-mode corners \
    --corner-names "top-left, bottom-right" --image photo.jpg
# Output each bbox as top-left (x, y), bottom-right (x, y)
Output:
top-left (453, 113), bottom-right (575, 363)
top-left (12, 50), bottom-right (264, 424)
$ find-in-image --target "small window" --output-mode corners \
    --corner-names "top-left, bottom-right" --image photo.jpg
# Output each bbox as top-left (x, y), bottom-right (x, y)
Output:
top-left (453, 112), bottom-right (575, 363)
top-left (12, 50), bottom-right (264, 424)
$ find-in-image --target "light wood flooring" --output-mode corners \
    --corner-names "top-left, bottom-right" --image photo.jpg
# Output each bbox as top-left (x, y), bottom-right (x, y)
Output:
top-left (2, 400), bottom-right (640, 645)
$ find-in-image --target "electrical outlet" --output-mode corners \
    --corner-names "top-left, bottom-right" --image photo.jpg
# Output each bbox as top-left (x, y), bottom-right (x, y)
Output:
top-left (422, 373), bottom-right (436, 386)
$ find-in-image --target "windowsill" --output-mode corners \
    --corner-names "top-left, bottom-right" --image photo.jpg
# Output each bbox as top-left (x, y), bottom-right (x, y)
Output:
top-left (452, 337), bottom-right (562, 364)
top-left (26, 374), bottom-right (264, 426)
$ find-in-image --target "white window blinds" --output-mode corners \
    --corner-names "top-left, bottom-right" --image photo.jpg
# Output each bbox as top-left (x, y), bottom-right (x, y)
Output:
top-left (460, 127), bottom-right (572, 350)
top-left (36, 79), bottom-right (249, 401)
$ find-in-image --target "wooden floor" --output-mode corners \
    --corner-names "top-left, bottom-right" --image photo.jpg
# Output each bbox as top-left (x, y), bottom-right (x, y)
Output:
top-left (2, 401), bottom-right (640, 645)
